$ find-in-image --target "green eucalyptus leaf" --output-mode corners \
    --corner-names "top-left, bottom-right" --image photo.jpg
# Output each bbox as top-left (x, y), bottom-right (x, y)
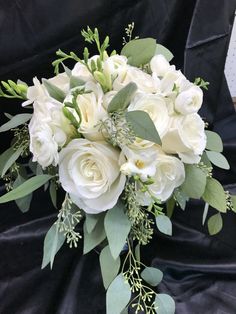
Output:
top-left (156, 215), bottom-right (172, 236)
top-left (70, 76), bottom-right (85, 89)
top-left (83, 215), bottom-right (106, 254)
top-left (85, 213), bottom-right (100, 233)
top-left (202, 178), bottom-right (227, 213)
top-left (4, 112), bottom-right (13, 120)
top-left (206, 151), bottom-right (230, 170)
top-left (201, 152), bottom-right (212, 168)
top-left (166, 197), bottom-right (175, 218)
top-left (126, 110), bottom-right (161, 145)
top-left (173, 189), bottom-right (189, 210)
top-left (41, 223), bottom-right (65, 269)
top-left (181, 164), bottom-right (207, 199)
top-left (0, 174), bottom-right (52, 203)
top-left (107, 82), bottom-right (137, 113)
top-left (121, 38), bottom-right (156, 67)
top-left (13, 175), bottom-right (32, 213)
top-left (202, 202), bottom-right (209, 226)
top-left (42, 79), bottom-right (66, 103)
top-left (205, 130), bottom-right (223, 152)
top-left (155, 294), bottom-right (175, 314)
top-left (106, 274), bottom-right (131, 314)
top-left (49, 181), bottom-right (57, 208)
top-left (155, 44), bottom-right (174, 62)
top-left (231, 195), bottom-right (236, 213)
top-left (99, 245), bottom-right (121, 289)
top-left (104, 201), bottom-right (131, 259)
top-left (207, 212), bottom-right (223, 235)
top-left (1, 146), bottom-right (24, 177)
top-left (141, 267), bottom-right (163, 286)
top-left (0, 147), bottom-right (15, 177)
top-left (0, 113), bottom-right (32, 133)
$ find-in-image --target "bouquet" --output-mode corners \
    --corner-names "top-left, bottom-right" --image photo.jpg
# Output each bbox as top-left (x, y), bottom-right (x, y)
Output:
top-left (0, 24), bottom-right (235, 314)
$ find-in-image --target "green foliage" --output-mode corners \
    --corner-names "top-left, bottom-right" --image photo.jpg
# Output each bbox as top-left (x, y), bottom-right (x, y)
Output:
top-left (126, 110), bottom-right (161, 145)
top-left (155, 294), bottom-right (175, 314)
top-left (155, 44), bottom-right (173, 62)
top-left (194, 77), bottom-right (210, 90)
top-left (13, 175), bottom-right (33, 213)
top-left (122, 22), bottom-right (139, 45)
top-left (52, 49), bottom-right (81, 75)
top-left (0, 113), bottom-right (32, 133)
top-left (70, 76), bottom-right (85, 89)
top-left (207, 212), bottom-right (223, 235)
top-left (104, 201), bottom-right (131, 259)
top-left (181, 164), bottom-right (207, 199)
top-left (206, 151), bottom-right (230, 170)
top-left (231, 195), bottom-right (236, 213)
top-left (106, 274), bottom-right (131, 314)
top-left (41, 223), bottom-right (66, 269)
top-left (173, 188), bottom-right (189, 210)
top-left (202, 178), bottom-right (227, 212)
top-left (0, 147), bottom-right (16, 177)
top-left (0, 80), bottom-right (28, 99)
top-left (0, 174), bottom-right (52, 203)
top-left (49, 181), bottom-right (57, 208)
top-left (85, 213), bottom-right (100, 233)
top-left (1, 146), bottom-right (24, 177)
top-left (141, 267), bottom-right (163, 287)
top-left (155, 214), bottom-right (172, 236)
top-left (121, 38), bottom-right (156, 67)
top-left (166, 197), bottom-right (175, 218)
top-left (202, 203), bottom-right (209, 226)
top-left (107, 82), bottom-right (137, 113)
top-left (205, 130), bottom-right (223, 152)
top-left (42, 79), bottom-right (66, 103)
top-left (100, 245), bottom-right (121, 289)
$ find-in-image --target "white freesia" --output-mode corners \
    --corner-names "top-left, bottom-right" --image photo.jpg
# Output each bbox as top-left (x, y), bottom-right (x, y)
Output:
top-left (175, 84), bottom-right (203, 114)
top-left (162, 113), bottom-right (206, 163)
top-left (72, 57), bottom-right (98, 82)
top-left (103, 55), bottom-right (128, 79)
top-left (59, 139), bottom-right (126, 214)
top-left (150, 54), bottom-right (175, 77)
top-left (160, 70), bottom-right (185, 96)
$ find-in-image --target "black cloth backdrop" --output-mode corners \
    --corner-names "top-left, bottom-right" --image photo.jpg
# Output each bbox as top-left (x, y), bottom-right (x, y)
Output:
top-left (0, 0), bottom-right (236, 313)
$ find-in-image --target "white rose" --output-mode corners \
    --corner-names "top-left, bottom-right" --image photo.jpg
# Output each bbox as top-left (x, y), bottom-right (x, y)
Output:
top-left (175, 85), bottom-right (203, 115)
top-left (59, 139), bottom-right (126, 214)
top-left (103, 55), bottom-right (128, 78)
top-left (128, 93), bottom-right (170, 138)
top-left (162, 113), bottom-right (206, 164)
top-left (160, 70), bottom-right (186, 96)
top-left (150, 54), bottom-right (175, 77)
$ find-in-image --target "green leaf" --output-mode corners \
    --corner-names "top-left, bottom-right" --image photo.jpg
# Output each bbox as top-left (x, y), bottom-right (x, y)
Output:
top-left (173, 189), bottom-right (189, 210)
top-left (141, 267), bottom-right (163, 286)
top-left (13, 175), bottom-right (33, 213)
top-left (106, 274), bottom-right (131, 314)
top-left (0, 113), bottom-right (32, 133)
top-left (155, 44), bottom-right (173, 62)
top-left (207, 213), bottom-right (223, 235)
top-left (205, 130), bottom-right (223, 152)
top-left (0, 147), bottom-right (15, 176)
top-left (1, 146), bottom-right (24, 177)
top-left (206, 151), bottom-right (230, 170)
top-left (202, 202), bottom-right (209, 226)
top-left (231, 195), bottom-right (236, 213)
top-left (70, 76), bottom-right (85, 89)
top-left (42, 79), bottom-right (66, 103)
top-left (181, 164), bottom-right (207, 199)
top-left (135, 244), bottom-right (140, 262)
top-left (107, 82), bottom-right (137, 113)
top-left (104, 201), bottom-right (131, 259)
top-left (83, 214), bottom-right (106, 254)
top-left (155, 294), bottom-right (175, 314)
top-left (0, 174), bottom-right (52, 203)
top-left (121, 38), bottom-right (156, 67)
top-left (201, 152), bottom-right (212, 168)
top-left (202, 178), bottom-right (227, 213)
top-left (85, 213), bottom-right (100, 233)
top-left (166, 197), bottom-right (175, 218)
top-left (41, 223), bottom-right (66, 269)
top-left (156, 215), bottom-right (172, 236)
top-left (99, 245), bottom-right (121, 289)
top-left (126, 110), bottom-right (161, 145)
top-left (49, 181), bottom-right (57, 208)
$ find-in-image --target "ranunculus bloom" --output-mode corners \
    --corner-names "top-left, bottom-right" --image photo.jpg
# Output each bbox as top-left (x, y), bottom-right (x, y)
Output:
top-left (59, 139), bottom-right (126, 214)
top-left (150, 54), bottom-right (175, 77)
top-left (175, 84), bottom-right (203, 115)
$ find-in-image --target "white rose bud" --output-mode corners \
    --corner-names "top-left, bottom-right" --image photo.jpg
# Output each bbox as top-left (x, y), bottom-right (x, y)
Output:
top-left (59, 139), bottom-right (126, 214)
top-left (175, 85), bottom-right (203, 115)
top-left (150, 54), bottom-right (175, 77)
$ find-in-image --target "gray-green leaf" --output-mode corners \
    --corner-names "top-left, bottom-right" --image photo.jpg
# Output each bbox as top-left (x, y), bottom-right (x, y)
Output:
top-left (181, 164), bottom-right (207, 199)
top-left (41, 223), bottom-right (66, 269)
top-left (121, 38), bottom-right (156, 67)
top-left (156, 215), bottom-right (172, 236)
top-left (141, 267), bottom-right (163, 286)
top-left (202, 202), bottom-right (209, 226)
top-left (85, 213), bottom-right (100, 233)
top-left (106, 274), bottom-right (131, 314)
top-left (42, 79), bottom-right (66, 103)
top-left (83, 215), bottom-right (106, 254)
top-left (155, 44), bottom-right (173, 62)
top-left (70, 76), bottom-right (85, 89)
top-left (104, 201), bottom-right (131, 259)
top-left (0, 174), bottom-right (52, 203)
top-left (155, 294), bottom-right (175, 314)
top-left (13, 175), bottom-right (33, 213)
top-left (1, 146), bottom-right (24, 177)
top-left (206, 151), bottom-right (230, 170)
top-left (202, 178), bottom-right (227, 213)
top-left (207, 212), bottom-right (223, 235)
top-left (49, 181), bottom-right (57, 208)
top-left (126, 110), bottom-right (161, 145)
top-left (205, 130), bottom-right (223, 152)
top-left (231, 195), bottom-right (236, 213)
top-left (99, 245), bottom-right (121, 289)
top-left (0, 113), bottom-right (32, 133)
top-left (166, 197), bottom-right (175, 218)
top-left (107, 82), bottom-right (137, 113)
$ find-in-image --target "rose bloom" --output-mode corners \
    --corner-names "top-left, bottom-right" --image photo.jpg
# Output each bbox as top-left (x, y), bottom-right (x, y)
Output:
top-left (59, 139), bottom-right (126, 214)
top-left (162, 113), bottom-right (207, 164)
top-left (175, 84), bottom-right (203, 115)
top-left (150, 54), bottom-right (175, 77)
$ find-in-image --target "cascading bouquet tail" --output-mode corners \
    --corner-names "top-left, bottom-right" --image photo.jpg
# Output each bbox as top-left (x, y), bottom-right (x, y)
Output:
top-left (0, 23), bottom-right (236, 314)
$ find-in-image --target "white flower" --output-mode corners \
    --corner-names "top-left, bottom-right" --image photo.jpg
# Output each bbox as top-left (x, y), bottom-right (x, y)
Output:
top-left (128, 93), bottom-right (170, 138)
top-left (150, 54), bottom-right (175, 77)
top-left (102, 90), bottom-right (117, 110)
top-left (162, 113), bottom-right (206, 164)
top-left (160, 70), bottom-right (185, 96)
top-left (59, 139), bottom-right (126, 214)
top-left (103, 54), bottom-right (128, 79)
top-left (175, 84), bottom-right (203, 115)
top-left (72, 59), bottom-right (96, 82)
